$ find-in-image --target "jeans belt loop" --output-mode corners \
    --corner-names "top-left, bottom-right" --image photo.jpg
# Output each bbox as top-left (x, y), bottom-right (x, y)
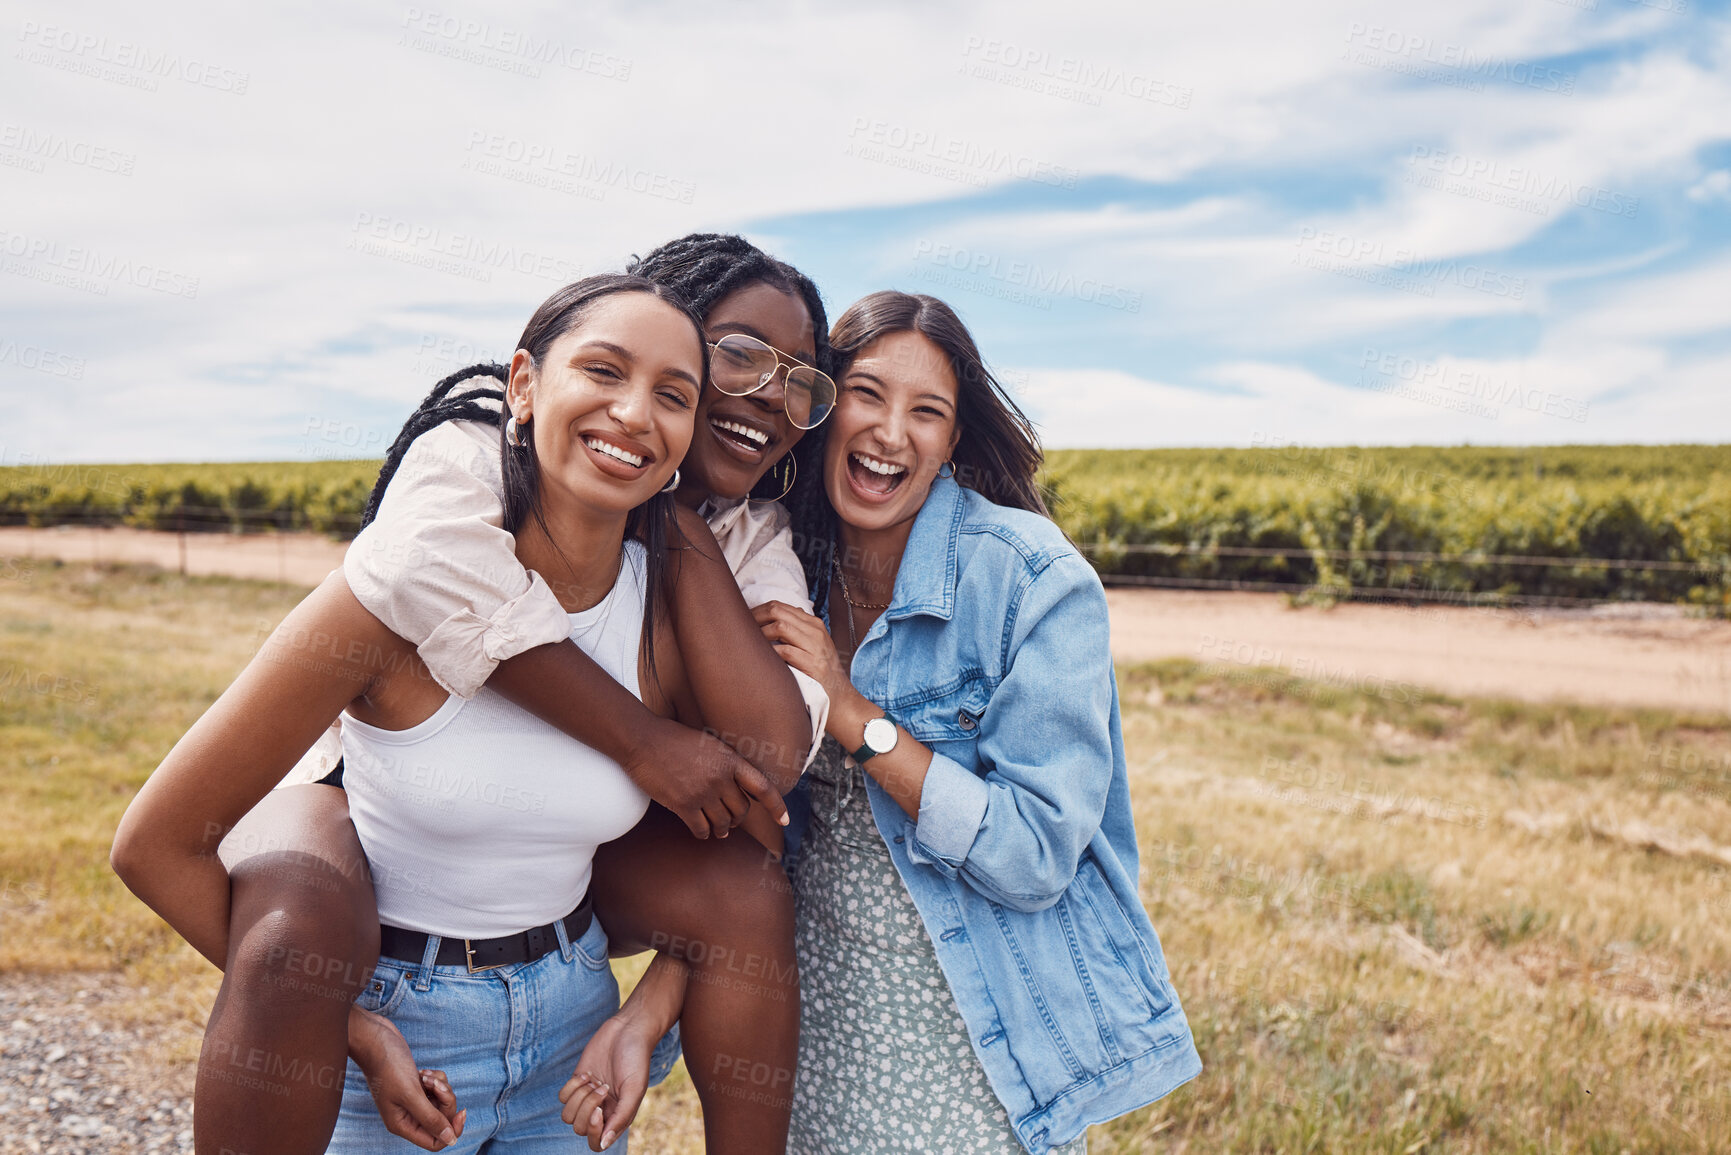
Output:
top-left (553, 912), bottom-right (576, 963)
top-left (415, 934), bottom-right (440, 991)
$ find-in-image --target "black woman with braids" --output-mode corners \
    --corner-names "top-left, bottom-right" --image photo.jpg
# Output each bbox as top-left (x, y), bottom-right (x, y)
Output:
top-left (118, 235), bottom-right (837, 1155)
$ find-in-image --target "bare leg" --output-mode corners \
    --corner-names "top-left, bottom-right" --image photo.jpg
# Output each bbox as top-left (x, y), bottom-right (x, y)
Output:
top-left (593, 804), bottom-right (799, 1155)
top-left (201, 784), bottom-right (378, 1155)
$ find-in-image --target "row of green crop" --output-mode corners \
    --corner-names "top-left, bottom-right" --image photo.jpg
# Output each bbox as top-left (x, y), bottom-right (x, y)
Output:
top-left (2, 447), bottom-right (1727, 605)
top-left (1042, 446), bottom-right (1731, 606)
top-left (0, 460), bottom-right (380, 535)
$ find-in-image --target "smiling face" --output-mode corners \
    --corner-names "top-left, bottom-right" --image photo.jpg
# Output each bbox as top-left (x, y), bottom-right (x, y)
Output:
top-left (685, 281), bottom-right (818, 502)
top-left (823, 330), bottom-right (961, 536)
top-left (504, 291), bottom-right (703, 520)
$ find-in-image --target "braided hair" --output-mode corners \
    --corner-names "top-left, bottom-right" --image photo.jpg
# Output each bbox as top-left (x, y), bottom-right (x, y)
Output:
top-left (365, 233), bottom-right (834, 524)
top-left (624, 233), bottom-right (834, 506)
top-left (357, 235), bottom-right (833, 648)
top-left (360, 362), bottom-right (507, 530)
top-left (360, 274), bottom-right (708, 689)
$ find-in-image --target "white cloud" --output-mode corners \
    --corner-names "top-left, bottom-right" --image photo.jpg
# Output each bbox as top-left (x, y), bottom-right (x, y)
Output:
top-left (1688, 170), bottom-right (1731, 203)
top-left (1016, 348), bottom-right (1729, 450)
top-left (2, 0), bottom-right (1727, 459)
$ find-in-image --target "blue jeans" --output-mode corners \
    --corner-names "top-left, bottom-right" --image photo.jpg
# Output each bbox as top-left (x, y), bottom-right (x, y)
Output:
top-left (330, 916), bottom-right (626, 1153)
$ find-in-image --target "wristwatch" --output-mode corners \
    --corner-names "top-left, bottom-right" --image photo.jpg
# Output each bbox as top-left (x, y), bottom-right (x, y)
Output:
top-left (851, 716), bottom-right (898, 765)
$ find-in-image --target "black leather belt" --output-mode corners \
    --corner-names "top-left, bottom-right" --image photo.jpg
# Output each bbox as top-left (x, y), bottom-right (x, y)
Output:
top-left (378, 893), bottom-right (594, 973)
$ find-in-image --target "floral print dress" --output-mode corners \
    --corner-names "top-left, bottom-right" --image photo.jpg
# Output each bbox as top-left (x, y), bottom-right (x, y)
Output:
top-left (787, 737), bottom-right (1088, 1155)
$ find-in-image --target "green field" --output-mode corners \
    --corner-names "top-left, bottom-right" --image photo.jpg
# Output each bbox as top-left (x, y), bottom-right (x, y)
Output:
top-left (0, 459), bottom-right (378, 536)
top-left (3, 444), bottom-right (1727, 605)
top-left (1043, 444), bottom-right (1731, 606)
top-left (3, 560), bottom-right (1728, 1152)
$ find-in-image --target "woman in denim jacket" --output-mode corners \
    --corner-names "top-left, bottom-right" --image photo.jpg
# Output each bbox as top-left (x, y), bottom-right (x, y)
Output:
top-left (754, 291), bottom-right (1202, 1153)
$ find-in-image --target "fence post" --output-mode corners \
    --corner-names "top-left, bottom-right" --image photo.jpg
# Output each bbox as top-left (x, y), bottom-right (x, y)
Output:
top-left (177, 507), bottom-right (187, 576)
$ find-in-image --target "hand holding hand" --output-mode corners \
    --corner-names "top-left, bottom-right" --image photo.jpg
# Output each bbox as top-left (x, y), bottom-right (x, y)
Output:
top-left (624, 714), bottom-right (789, 840)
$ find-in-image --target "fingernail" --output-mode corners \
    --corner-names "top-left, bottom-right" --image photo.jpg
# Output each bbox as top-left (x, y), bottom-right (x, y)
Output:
top-left (601, 1129), bottom-right (617, 1148)
top-left (779, 813), bottom-right (790, 825)
top-left (439, 1128), bottom-right (455, 1145)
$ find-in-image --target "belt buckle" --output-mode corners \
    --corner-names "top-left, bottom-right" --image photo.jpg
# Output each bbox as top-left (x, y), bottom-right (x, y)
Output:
top-left (463, 939), bottom-right (507, 973)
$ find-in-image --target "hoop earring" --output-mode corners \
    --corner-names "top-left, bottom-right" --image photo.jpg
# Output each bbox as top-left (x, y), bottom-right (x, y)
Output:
top-left (937, 460), bottom-right (956, 479)
top-left (660, 468), bottom-right (681, 494)
top-left (506, 414), bottom-right (529, 449)
top-left (770, 455), bottom-right (797, 501)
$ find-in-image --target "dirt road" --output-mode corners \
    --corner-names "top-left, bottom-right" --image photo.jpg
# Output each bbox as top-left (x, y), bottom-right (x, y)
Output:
top-left (1106, 588), bottom-right (1729, 715)
top-left (4, 526), bottom-right (1726, 714)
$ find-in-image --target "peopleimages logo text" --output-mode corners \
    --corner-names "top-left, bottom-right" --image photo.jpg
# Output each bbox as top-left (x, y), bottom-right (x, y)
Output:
top-left (1294, 228), bottom-right (1527, 300)
top-left (399, 9), bottom-right (631, 79)
top-left (348, 213), bottom-right (581, 283)
top-left (846, 119), bottom-right (1080, 189)
top-left (0, 228), bottom-right (200, 298)
top-left (1343, 23), bottom-right (1575, 95)
top-left (0, 123), bottom-right (135, 175)
top-left (1408, 147), bottom-right (1639, 219)
top-left (15, 21), bottom-right (250, 93)
top-left (912, 241), bottom-right (1142, 312)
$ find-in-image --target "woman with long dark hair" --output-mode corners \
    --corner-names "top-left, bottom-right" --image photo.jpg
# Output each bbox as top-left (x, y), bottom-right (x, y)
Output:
top-left (130, 234), bottom-right (836, 1155)
top-left (752, 292), bottom-right (1203, 1153)
top-left (113, 273), bottom-right (810, 1151)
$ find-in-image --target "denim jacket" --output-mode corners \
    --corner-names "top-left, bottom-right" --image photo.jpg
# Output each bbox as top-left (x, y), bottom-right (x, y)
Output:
top-left (789, 476), bottom-right (1201, 1153)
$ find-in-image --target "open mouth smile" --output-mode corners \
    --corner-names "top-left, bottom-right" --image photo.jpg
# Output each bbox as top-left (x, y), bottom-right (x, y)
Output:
top-left (845, 450), bottom-right (908, 500)
top-left (581, 433), bottom-right (654, 479)
top-left (707, 414), bottom-right (776, 462)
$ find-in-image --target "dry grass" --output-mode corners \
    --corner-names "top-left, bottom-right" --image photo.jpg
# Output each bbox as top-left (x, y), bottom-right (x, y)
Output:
top-left (3, 559), bottom-right (1727, 1151)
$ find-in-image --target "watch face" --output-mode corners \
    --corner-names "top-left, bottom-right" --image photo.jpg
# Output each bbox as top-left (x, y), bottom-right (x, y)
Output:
top-left (863, 716), bottom-right (898, 754)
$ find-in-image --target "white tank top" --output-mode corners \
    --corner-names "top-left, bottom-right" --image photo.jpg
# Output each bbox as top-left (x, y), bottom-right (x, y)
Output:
top-left (341, 542), bottom-right (652, 940)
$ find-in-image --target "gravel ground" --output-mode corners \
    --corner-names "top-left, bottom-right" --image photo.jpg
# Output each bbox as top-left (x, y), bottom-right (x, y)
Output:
top-left (1, 974), bottom-right (195, 1155)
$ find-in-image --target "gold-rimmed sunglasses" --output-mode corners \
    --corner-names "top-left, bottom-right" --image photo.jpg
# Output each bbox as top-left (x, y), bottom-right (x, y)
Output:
top-left (707, 333), bottom-right (836, 430)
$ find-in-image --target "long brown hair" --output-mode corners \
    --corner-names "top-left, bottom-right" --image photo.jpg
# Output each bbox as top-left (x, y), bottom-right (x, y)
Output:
top-left (787, 290), bottom-right (1046, 594)
top-left (361, 274), bottom-right (707, 685)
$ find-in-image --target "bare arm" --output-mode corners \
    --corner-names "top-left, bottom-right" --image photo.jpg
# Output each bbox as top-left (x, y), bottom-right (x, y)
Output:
top-left (665, 507), bottom-right (812, 796)
top-left (110, 573), bottom-right (402, 967)
top-left (355, 420), bottom-right (789, 837)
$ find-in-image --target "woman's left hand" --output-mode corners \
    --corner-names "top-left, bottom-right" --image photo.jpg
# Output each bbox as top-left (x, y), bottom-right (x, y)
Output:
top-left (753, 602), bottom-right (855, 708)
top-left (560, 1016), bottom-right (653, 1151)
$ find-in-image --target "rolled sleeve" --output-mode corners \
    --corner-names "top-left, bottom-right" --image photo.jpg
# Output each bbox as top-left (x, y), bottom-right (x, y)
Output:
top-left (909, 751), bottom-right (989, 873)
top-left (788, 667), bottom-right (830, 773)
top-left (344, 420), bottom-right (567, 698)
top-left (415, 569), bottom-right (573, 698)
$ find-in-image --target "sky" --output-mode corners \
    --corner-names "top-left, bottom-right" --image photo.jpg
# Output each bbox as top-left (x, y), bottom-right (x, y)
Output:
top-left (3, 0), bottom-right (1729, 463)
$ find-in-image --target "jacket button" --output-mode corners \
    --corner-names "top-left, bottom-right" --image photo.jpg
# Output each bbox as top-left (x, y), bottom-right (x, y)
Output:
top-left (958, 710), bottom-right (976, 730)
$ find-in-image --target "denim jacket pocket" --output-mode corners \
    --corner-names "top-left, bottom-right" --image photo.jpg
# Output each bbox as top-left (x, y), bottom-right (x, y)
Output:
top-left (895, 671), bottom-right (992, 747)
top-left (980, 855), bottom-right (1182, 1100)
top-left (1066, 856), bottom-right (1184, 1049)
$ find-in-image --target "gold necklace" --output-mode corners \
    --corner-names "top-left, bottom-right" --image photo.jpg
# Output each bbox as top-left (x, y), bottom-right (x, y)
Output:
top-left (833, 557), bottom-right (891, 653)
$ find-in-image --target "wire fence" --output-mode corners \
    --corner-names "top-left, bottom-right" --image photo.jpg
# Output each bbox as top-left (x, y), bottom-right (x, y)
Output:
top-left (1075, 542), bottom-right (1725, 573)
top-left (3, 504), bottom-right (1726, 609)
